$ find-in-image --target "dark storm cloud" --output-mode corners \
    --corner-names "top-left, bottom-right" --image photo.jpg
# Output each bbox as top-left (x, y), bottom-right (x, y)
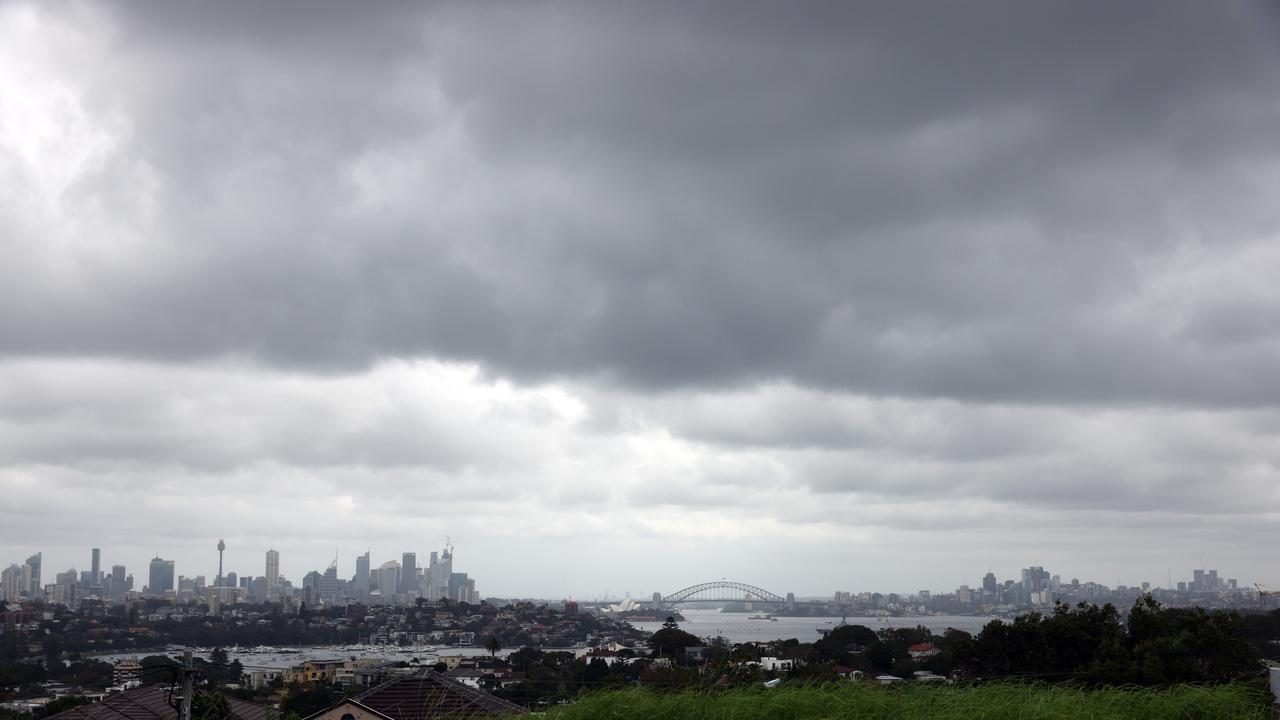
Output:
top-left (5, 1), bottom-right (1280, 406)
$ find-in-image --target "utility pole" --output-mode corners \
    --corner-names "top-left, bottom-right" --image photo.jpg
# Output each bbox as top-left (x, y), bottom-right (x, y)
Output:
top-left (180, 650), bottom-right (194, 720)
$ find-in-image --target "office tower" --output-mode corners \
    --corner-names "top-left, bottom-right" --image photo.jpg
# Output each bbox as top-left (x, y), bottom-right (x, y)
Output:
top-left (226, 571), bottom-right (238, 589)
top-left (1021, 566), bottom-right (1050, 605)
top-left (54, 569), bottom-right (79, 606)
top-left (91, 548), bottom-right (101, 585)
top-left (448, 572), bottom-right (468, 602)
top-left (355, 552), bottom-right (370, 601)
top-left (983, 572), bottom-right (998, 594)
top-left (373, 561), bottom-right (400, 600)
top-left (111, 565), bottom-right (126, 600)
top-left (265, 549), bottom-right (280, 600)
top-left (148, 557), bottom-right (175, 596)
top-left (1193, 569), bottom-right (1205, 591)
top-left (445, 573), bottom-right (478, 604)
top-left (401, 553), bottom-right (417, 597)
top-left (25, 553), bottom-right (41, 597)
top-left (1, 565), bottom-right (21, 601)
top-left (216, 539), bottom-right (226, 588)
top-left (320, 563), bottom-right (338, 603)
top-left (425, 546), bottom-right (452, 601)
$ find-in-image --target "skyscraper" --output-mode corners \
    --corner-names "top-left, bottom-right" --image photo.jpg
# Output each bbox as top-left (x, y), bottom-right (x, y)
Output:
top-left (425, 545), bottom-right (452, 601)
top-left (111, 565), bottom-right (126, 600)
top-left (355, 551), bottom-right (370, 601)
top-left (1021, 566), bottom-right (1050, 605)
top-left (25, 552), bottom-right (41, 597)
top-left (91, 548), bottom-right (101, 586)
top-left (216, 539), bottom-right (226, 588)
top-left (373, 561), bottom-right (400, 600)
top-left (148, 557), bottom-right (175, 596)
top-left (1, 565), bottom-right (21, 601)
top-left (265, 549), bottom-right (280, 600)
top-left (320, 562), bottom-right (338, 603)
top-left (401, 553), bottom-right (417, 597)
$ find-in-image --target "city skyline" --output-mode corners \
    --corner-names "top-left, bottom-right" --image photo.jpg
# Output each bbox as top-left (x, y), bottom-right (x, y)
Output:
top-left (4, 2), bottom-right (1280, 600)
top-left (1, 539), bottom-right (1270, 601)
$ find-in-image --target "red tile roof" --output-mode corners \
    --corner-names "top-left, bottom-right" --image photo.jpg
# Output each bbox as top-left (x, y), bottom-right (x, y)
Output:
top-left (347, 669), bottom-right (523, 718)
top-left (48, 684), bottom-right (269, 720)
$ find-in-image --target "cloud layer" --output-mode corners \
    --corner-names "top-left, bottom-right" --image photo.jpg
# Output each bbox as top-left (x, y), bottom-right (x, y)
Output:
top-left (2, 1), bottom-right (1280, 594)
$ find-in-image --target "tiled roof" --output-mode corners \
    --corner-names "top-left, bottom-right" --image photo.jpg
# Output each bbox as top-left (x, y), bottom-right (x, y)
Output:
top-left (49, 684), bottom-right (269, 720)
top-left (352, 669), bottom-right (524, 718)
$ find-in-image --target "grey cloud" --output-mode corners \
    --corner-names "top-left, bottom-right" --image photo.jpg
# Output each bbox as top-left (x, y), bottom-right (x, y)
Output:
top-left (6, 1), bottom-right (1280, 595)
top-left (3, 2), bottom-right (1280, 405)
top-left (0, 360), bottom-right (562, 473)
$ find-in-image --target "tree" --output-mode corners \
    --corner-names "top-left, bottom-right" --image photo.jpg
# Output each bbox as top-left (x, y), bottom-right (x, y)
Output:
top-left (825, 624), bottom-right (878, 649)
top-left (649, 618), bottom-right (701, 658)
top-left (192, 691), bottom-right (233, 720)
top-left (43, 634), bottom-right (63, 666)
top-left (864, 641), bottom-right (894, 673)
top-left (43, 695), bottom-right (91, 717)
top-left (485, 635), bottom-right (501, 657)
top-left (280, 681), bottom-right (338, 718)
top-left (812, 624), bottom-right (880, 665)
top-left (507, 648), bottom-right (544, 674)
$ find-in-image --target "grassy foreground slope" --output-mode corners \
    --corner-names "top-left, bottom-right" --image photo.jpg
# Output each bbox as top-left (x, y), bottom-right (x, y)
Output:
top-left (543, 683), bottom-right (1271, 720)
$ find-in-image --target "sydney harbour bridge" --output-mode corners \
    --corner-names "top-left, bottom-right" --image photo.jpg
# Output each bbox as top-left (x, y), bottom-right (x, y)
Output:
top-left (651, 580), bottom-right (794, 609)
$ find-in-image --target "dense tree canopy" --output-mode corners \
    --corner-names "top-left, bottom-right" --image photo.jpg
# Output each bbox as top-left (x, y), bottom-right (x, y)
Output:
top-left (649, 618), bottom-right (702, 658)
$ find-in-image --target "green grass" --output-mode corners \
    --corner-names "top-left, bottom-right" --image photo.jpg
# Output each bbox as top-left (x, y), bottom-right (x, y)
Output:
top-left (540, 682), bottom-right (1272, 720)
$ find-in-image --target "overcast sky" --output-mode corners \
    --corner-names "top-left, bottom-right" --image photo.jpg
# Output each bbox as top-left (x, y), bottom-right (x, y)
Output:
top-left (3, 1), bottom-right (1280, 599)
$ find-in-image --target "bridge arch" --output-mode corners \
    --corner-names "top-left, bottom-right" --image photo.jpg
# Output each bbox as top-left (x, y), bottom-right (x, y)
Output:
top-left (662, 581), bottom-right (787, 605)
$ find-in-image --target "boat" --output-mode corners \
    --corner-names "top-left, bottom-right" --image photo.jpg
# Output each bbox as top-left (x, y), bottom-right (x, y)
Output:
top-left (748, 614), bottom-right (777, 621)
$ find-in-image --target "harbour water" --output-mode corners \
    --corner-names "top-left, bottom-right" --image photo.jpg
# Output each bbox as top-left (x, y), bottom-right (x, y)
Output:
top-left (628, 608), bottom-right (999, 643)
top-left (90, 611), bottom-right (1004, 667)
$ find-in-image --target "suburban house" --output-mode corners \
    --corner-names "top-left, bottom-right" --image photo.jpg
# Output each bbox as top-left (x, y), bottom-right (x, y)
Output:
top-left (907, 643), bottom-right (940, 659)
top-left (302, 669), bottom-right (524, 720)
top-left (46, 685), bottom-right (268, 720)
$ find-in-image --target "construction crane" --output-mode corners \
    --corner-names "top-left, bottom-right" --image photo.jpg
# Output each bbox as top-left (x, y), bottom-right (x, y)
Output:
top-left (1255, 584), bottom-right (1278, 605)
